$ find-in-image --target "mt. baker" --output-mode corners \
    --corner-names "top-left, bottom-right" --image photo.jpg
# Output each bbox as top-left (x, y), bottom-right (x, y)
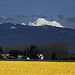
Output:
top-left (0, 18), bottom-right (75, 53)
top-left (28, 18), bottom-right (63, 28)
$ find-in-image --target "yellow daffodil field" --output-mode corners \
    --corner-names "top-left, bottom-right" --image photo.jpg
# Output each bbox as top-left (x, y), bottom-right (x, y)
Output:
top-left (0, 61), bottom-right (75, 75)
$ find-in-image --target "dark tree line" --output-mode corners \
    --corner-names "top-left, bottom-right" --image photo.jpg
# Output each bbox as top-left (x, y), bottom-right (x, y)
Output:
top-left (0, 42), bottom-right (72, 60)
top-left (8, 50), bottom-right (23, 57)
top-left (5, 44), bottom-right (39, 59)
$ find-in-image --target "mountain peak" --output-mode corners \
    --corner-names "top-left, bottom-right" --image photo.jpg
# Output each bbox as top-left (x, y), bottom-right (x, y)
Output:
top-left (28, 18), bottom-right (64, 28)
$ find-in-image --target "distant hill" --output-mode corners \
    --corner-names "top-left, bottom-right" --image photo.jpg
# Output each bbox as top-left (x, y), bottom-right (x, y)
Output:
top-left (0, 23), bottom-right (75, 53)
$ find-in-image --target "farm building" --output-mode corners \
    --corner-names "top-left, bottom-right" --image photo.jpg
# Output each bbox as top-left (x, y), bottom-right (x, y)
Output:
top-left (38, 53), bottom-right (44, 60)
top-left (1, 54), bottom-right (10, 59)
top-left (17, 55), bottom-right (23, 59)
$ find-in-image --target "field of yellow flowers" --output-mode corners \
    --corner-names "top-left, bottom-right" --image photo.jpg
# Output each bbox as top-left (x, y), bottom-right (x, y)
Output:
top-left (0, 61), bottom-right (75, 75)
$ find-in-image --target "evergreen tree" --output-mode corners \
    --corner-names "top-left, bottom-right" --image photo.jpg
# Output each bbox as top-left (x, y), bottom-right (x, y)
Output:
top-left (29, 45), bottom-right (37, 58)
top-left (0, 46), bottom-right (3, 57)
top-left (52, 52), bottom-right (56, 59)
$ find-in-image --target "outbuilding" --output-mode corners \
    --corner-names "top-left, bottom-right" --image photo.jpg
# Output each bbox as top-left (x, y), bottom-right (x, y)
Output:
top-left (38, 53), bottom-right (44, 60)
top-left (17, 55), bottom-right (23, 59)
top-left (1, 54), bottom-right (7, 59)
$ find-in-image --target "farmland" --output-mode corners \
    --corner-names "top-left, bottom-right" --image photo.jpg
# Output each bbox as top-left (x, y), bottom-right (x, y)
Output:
top-left (0, 61), bottom-right (75, 75)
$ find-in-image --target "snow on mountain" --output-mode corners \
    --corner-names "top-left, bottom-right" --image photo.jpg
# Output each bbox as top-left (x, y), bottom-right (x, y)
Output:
top-left (10, 26), bottom-right (17, 29)
top-left (28, 18), bottom-right (64, 28)
top-left (21, 23), bottom-right (26, 26)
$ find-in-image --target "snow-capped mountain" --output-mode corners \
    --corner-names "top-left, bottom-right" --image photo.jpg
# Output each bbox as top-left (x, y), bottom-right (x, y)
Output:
top-left (28, 18), bottom-right (64, 28)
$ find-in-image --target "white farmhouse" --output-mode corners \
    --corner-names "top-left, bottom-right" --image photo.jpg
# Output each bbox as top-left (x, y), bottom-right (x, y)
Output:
top-left (38, 53), bottom-right (44, 60)
top-left (27, 57), bottom-right (30, 60)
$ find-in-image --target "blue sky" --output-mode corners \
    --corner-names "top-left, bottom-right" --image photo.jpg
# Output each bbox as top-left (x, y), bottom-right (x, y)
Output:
top-left (0, 0), bottom-right (75, 28)
top-left (0, 0), bottom-right (75, 15)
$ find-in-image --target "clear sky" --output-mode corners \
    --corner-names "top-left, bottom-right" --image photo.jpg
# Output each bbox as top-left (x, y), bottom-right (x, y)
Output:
top-left (0, 0), bottom-right (75, 15)
top-left (0, 0), bottom-right (75, 28)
